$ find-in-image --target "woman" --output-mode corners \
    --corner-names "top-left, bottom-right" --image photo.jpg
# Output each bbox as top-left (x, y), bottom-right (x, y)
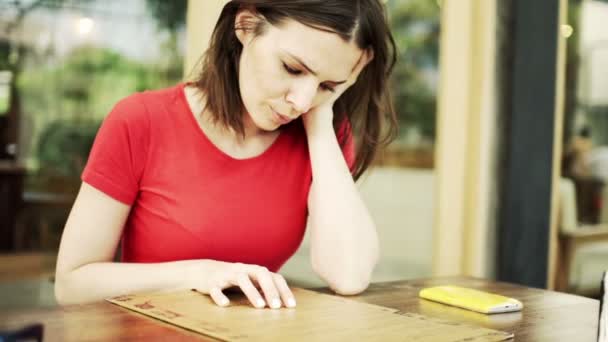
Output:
top-left (55, 0), bottom-right (398, 309)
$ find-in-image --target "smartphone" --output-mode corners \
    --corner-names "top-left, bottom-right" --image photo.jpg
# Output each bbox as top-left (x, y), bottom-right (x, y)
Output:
top-left (419, 285), bottom-right (523, 314)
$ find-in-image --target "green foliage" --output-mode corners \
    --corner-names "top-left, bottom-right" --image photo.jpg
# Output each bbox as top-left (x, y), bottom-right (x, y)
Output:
top-left (9, 0), bottom-right (187, 194)
top-left (18, 45), bottom-right (166, 134)
top-left (0, 90), bottom-right (8, 114)
top-left (18, 45), bottom-right (182, 177)
top-left (387, 0), bottom-right (440, 141)
top-left (144, 0), bottom-right (186, 87)
top-left (145, 0), bottom-right (187, 32)
top-left (36, 119), bottom-right (99, 179)
top-left (0, 41), bottom-right (11, 70)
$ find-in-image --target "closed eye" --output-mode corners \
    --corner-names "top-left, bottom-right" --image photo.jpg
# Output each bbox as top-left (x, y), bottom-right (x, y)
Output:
top-left (282, 62), bottom-right (335, 92)
top-left (283, 62), bottom-right (301, 75)
top-left (320, 84), bottom-right (335, 92)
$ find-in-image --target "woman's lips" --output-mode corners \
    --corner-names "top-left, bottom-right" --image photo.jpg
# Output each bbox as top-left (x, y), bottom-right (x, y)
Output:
top-left (271, 107), bottom-right (292, 125)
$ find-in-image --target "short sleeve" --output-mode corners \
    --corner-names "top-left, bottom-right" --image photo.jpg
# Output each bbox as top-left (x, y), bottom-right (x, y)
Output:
top-left (336, 117), bottom-right (356, 174)
top-left (82, 94), bottom-right (150, 205)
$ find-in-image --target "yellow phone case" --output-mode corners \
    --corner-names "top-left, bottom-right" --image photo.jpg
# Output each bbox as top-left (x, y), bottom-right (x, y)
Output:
top-left (419, 285), bottom-right (523, 314)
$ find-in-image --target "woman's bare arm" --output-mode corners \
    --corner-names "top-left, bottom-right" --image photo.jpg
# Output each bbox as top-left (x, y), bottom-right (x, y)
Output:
top-left (55, 183), bottom-right (295, 308)
top-left (305, 118), bottom-right (379, 295)
top-left (303, 51), bottom-right (378, 295)
top-left (54, 182), bottom-right (199, 304)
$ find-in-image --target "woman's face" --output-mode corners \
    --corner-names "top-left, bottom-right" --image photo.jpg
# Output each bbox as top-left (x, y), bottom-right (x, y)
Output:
top-left (235, 12), bottom-right (364, 132)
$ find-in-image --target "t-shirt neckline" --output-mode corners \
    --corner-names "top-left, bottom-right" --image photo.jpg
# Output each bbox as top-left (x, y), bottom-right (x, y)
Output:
top-left (178, 83), bottom-right (288, 162)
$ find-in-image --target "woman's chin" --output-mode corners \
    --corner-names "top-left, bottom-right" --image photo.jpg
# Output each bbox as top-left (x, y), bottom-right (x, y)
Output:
top-left (260, 116), bottom-right (284, 131)
top-left (252, 120), bottom-right (280, 133)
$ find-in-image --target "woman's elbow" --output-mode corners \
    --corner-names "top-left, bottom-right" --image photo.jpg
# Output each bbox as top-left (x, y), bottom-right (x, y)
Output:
top-left (312, 260), bottom-right (374, 296)
top-left (54, 271), bottom-right (79, 306)
top-left (329, 279), bottom-right (371, 296)
top-left (54, 277), bottom-right (68, 305)
top-left (310, 243), bottom-right (378, 295)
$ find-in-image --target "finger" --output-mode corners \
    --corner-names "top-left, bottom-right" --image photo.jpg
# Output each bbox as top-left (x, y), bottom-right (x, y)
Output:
top-left (273, 273), bottom-right (296, 308)
top-left (233, 273), bottom-right (266, 309)
top-left (250, 267), bottom-right (282, 309)
top-left (209, 287), bottom-right (230, 307)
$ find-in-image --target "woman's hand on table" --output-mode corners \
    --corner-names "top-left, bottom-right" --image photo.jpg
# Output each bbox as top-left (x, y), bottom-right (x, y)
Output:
top-left (188, 260), bottom-right (296, 309)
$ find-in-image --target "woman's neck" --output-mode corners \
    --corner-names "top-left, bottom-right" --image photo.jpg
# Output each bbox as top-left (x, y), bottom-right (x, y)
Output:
top-left (184, 85), bottom-right (280, 158)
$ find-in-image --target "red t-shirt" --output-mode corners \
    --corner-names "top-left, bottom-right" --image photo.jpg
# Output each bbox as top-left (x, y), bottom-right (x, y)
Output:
top-left (82, 84), bottom-right (355, 272)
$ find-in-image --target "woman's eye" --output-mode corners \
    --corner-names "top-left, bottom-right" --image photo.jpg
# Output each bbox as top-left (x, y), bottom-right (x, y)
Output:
top-left (283, 61), bottom-right (335, 92)
top-left (320, 84), bottom-right (336, 93)
top-left (282, 63), bottom-right (301, 75)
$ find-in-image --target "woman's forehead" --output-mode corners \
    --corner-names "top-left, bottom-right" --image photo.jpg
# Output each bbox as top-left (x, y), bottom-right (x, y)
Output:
top-left (266, 19), bottom-right (362, 79)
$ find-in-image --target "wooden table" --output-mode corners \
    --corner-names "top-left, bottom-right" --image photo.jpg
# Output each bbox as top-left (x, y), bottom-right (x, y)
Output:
top-left (0, 276), bottom-right (599, 341)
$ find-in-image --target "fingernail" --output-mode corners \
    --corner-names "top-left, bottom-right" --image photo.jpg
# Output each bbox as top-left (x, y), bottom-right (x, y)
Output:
top-left (256, 298), bottom-right (266, 308)
top-left (271, 298), bottom-right (281, 309)
top-left (287, 298), bottom-right (296, 308)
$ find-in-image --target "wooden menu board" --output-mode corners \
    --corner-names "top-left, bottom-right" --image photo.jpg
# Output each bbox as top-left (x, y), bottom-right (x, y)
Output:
top-left (107, 288), bottom-right (513, 341)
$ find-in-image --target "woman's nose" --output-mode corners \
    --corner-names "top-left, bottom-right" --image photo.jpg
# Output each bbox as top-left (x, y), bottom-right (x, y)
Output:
top-left (285, 79), bottom-right (317, 116)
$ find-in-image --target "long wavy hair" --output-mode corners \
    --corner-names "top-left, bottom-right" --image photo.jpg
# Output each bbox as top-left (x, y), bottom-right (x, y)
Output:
top-left (194, 0), bottom-right (398, 180)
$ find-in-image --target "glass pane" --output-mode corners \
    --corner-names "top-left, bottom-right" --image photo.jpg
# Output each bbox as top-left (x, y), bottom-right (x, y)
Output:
top-left (563, 0), bottom-right (608, 226)
top-left (3, 0), bottom-right (186, 251)
top-left (363, 0), bottom-right (440, 281)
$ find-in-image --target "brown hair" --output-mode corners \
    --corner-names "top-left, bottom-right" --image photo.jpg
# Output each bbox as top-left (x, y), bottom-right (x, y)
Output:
top-left (194, 0), bottom-right (398, 180)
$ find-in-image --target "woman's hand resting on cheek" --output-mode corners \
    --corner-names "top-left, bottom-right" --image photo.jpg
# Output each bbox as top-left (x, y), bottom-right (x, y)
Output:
top-left (302, 49), bottom-right (374, 137)
top-left (186, 260), bottom-right (296, 309)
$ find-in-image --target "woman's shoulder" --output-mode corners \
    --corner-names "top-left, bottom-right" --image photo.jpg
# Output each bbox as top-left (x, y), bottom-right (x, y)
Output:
top-left (114, 84), bottom-right (182, 110)
top-left (108, 84), bottom-right (184, 124)
top-left (138, 83), bottom-right (185, 105)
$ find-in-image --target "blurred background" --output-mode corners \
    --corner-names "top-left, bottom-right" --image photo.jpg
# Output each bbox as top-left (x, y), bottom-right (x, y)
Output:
top-left (0, 0), bottom-right (606, 311)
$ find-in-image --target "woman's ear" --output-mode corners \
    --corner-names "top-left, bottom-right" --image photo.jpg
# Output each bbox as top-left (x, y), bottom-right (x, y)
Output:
top-left (365, 48), bottom-right (375, 66)
top-left (234, 7), bottom-right (260, 45)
